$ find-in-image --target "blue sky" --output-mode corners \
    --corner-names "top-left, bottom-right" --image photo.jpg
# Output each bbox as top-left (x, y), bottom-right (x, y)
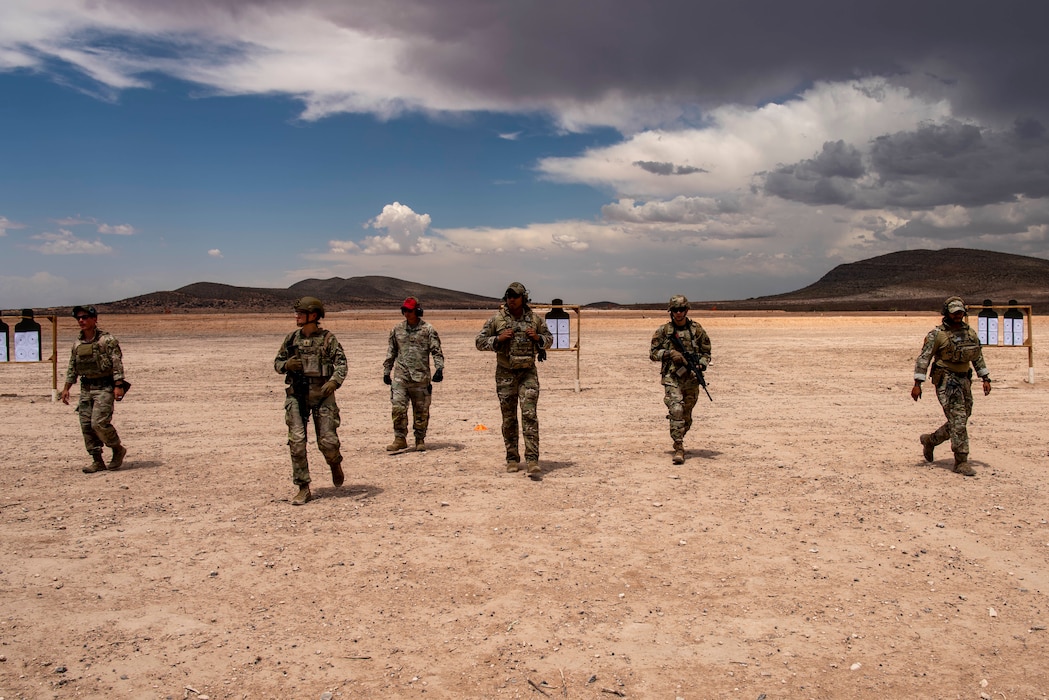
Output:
top-left (2, 1), bottom-right (1048, 308)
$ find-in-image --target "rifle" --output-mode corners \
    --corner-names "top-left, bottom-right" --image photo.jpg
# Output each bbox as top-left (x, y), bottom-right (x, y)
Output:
top-left (283, 334), bottom-right (311, 422)
top-left (670, 331), bottom-right (713, 401)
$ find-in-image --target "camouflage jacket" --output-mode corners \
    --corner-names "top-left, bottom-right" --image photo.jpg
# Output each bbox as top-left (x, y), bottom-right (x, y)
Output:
top-left (274, 328), bottom-right (347, 386)
top-left (383, 319), bottom-right (444, 383)
top-left (650, 319), bottom-right (712, 386)
top-left (64, 328), bottom-right (124, 384)
top-left (475, 304), bottom-right (554, 370)
top-left (914, 321), bottom-right (989, 381)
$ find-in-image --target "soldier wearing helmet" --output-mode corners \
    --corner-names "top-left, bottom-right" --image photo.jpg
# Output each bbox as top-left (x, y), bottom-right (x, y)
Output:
top-left (912, 296), bottom-right (992, 476)
top-left (650, 295), bottom-right (712, 464)
top-left (475, 281), bottom-right (554, 479)
top-left (382, 296), bottom-right (445, 452)
top-left (60, 304), bottom-right (130, 473)
top-left (274, 296), bottom-right (348, 504)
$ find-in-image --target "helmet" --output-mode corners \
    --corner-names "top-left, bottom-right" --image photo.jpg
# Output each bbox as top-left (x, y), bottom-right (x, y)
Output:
top-left (668, 295), bottom-right (690, 311)
top-left (401, 296), bottom-right (423, 316)
top-left (942, 296), bottom-right (966, 316)
top-left (504, 282), bottom-right (528, 302)
top-left (294, 296), bottom-right (325, 319)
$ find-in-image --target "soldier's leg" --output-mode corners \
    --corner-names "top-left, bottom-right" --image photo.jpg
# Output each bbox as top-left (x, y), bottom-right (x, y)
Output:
top-left (408, 383), bottom-right (432, 442)
top-left (680, 384), bottom-right (699, 438)
top-left (937, 376), bottom-right (972, 457)
top-left (285, 397), bottom-right (310, 485)
top-left (496, 368), bottom-right (520, 464)
top-left (519, 369), bottom-right (540, 465)
top-left (89, 388), bottom-right (121, 449)
top-left (314, 397), bottom-right (343, 467)
top-left (390, 383), bottom-right (410, 439)
top-left (77, 391), bottom-right (104, 455)
top-left (664, 385), bottom-right (688, 443)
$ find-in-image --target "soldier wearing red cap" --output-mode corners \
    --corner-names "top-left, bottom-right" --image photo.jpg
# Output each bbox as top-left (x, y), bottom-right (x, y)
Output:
top-left (383, 297), bottom-right (445, 452)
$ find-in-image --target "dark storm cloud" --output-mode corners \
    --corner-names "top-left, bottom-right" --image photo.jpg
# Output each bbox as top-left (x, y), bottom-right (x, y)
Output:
top-left (763, 120), bottom-right (1049, 209)
top-left (633, 161), bottom-right (707, 176)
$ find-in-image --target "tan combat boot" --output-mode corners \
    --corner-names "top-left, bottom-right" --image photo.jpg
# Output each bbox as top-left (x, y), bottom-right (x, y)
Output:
top-left (386, 436), bottom-right (408, 452)
top-left (672, 441), bottom-right (685, 465)
top-left (953, 453), bottom-right (975, 476)
top-left (506, 459), bottom-right (521, 473)
top-left (526, 460), bottom-right (542, 479)
top-left (920, 434), bottom-right (935, 463)
top-left (329, 458), bottom-right (345, 487)
top-left (414, 438), bottom-right (426, 452)
top-left (82, 452), bottom-right (106, 474)
top-left (108, 444), bottom-right (127, 471)
top-left (292, 485), bottom-right (312, 505)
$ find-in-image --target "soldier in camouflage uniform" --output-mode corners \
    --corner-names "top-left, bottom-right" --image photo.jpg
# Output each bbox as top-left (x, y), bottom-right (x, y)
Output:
top-left (911, 296), bottom-right (992, 476)
top-left (60, 305), bottom-right (129, 473)
top-left (383, 297), bottom-right (445, 452)
top-left (274, 297), bottom-right (347, 505)
top-left (475, 282), bottom-right (553, 479)
top-left (650, 295), bottom-right (712, 465)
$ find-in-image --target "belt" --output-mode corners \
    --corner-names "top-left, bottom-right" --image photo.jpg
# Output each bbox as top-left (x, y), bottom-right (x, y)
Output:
top-left (81, 376), bottom-right (115, 389)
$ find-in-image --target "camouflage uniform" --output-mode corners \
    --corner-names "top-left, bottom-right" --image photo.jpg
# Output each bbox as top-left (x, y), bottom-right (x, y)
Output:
top-left (64, 326), bottom-right (126, 459)
top-left (274, 328), bottom-right (347, 486)
top-left (914, 318), bottom-right (990, 461)
top-left (475, 290), bottom-right (553, 469)
top-left (383, 318), bottom-right (444, 443)
top-left (650, 316), bottom-right (712, 446)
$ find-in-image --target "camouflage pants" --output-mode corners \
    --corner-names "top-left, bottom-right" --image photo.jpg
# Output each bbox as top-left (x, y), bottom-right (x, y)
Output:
top-left (77, 387), bottom-right (121, 454)
top-left (663, 380), bottom-right (699, 443)
top-left (285, 394), bottom-right (342, 486)
top-left (928, 372), bottom-right (974, 456)
top-left (495, 365), bottom-right (540, 463)
top-left (391, 380), bottom-right (432, 441)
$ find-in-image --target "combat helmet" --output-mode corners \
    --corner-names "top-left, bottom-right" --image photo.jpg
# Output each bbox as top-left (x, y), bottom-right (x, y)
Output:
top-left (668, 295), bottom-right (690, 311)
top-left (294, 296), bottom-right (325, 319)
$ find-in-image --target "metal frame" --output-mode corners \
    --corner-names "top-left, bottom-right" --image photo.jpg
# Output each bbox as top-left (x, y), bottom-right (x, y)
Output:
top-left (0, 314), bottom-right (60, 400)
top-left (529, 303), bottom-right (582, 392)
top-left (969, 305), bottom-right (1035, 384)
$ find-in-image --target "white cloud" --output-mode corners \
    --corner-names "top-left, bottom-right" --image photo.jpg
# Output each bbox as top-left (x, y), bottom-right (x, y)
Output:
top-left (0, 215), bottom-right (24, 236)
top-left (98, 223), bottom-right (136, 235)
top-left (208, 248), bottom-right (223, 258)
top-left (30, 229), bottom-right (113, 255)
top-left (328, 201), bottom-right (437, 256)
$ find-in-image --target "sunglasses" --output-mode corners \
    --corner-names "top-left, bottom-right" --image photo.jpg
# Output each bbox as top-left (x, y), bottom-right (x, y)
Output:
top-left (670, 307), bottom-right (687, 313)
top-left (505, 292), bottom-right (522, 299)
top-left (75, 315), bottom-right (92, 321)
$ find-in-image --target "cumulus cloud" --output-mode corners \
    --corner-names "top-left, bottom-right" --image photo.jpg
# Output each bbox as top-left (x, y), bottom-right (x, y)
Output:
top-left (98, 223), bottom-right (137, 235)
top-left (30, 229), bottom-right (113, 255)
top-left (208, 248), bottom-right (223, 258)
top-left (0, 215), bottom-right (24, 236)
top-left (328, 202), bottom-right (435, 256)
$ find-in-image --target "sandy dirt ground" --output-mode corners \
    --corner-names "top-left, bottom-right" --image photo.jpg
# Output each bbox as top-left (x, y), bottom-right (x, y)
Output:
top-left (1, 309), bottom-right (1048, 700)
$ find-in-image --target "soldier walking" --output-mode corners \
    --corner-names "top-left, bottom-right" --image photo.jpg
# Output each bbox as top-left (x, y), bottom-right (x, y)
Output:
top-left (383, 296), bottom-right (445, 452)
top-left (912, 296), bottom-right (992, 476)
top-left (650, 295), bottom-right (712, 464)
top-left (475, 282), bottom-right (553, 479)
top-left (60, 305), bottom-right (129, 473)
top-left (274, 297), bottom-right (347, 504)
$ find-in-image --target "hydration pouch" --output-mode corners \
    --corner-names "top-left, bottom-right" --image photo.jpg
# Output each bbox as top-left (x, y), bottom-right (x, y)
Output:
top-left (302, 353), bottom-right (323, 377)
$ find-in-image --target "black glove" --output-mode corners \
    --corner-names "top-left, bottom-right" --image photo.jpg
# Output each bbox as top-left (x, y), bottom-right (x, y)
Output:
top-left (432, 368), bottom-right (443, 383)
top-left (537, 348), bottom-right (547, 362)
top-left (285, 357), bottom-right (304, 373)
top-left (383, 373), bottom-right (392, 385)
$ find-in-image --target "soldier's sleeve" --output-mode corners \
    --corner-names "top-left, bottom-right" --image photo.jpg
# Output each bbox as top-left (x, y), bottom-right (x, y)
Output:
top-left (64, 343), bottom-right (79, 385)
top-left (383, 327), bottom-right (398, 375)
top-left (536, 314), bottom-right (553, 349)
top-left (429, 325), bottom-right (445, 371)
top-left (650, 326), bottom-right (668, 363)
top-left (475, 316), bottom-right (498, 352)
top-left (969, 329), bottom-right (990, 378)
top-left (327, 334), bottom-right (348, 386)
top-left (106, 335), bottom-right (125, 383)
top-left (694, 324), bottom-right (712, 364)
top-left (274, 331), bottom-right (293, 374)
top-left (913, 328), bottom-right (940, 381)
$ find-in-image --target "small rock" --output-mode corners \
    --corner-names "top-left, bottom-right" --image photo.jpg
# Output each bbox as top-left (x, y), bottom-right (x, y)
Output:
top-left (54, 666), bottom-right (66, 673)
top-left (988, 608), bottom-right (997, 618)
top-left (321, 693), bottom-right (334, 700)
top-left (209, 571), bottom-right (218, 577)
top-left (850, 662), bottom-right (861, 671)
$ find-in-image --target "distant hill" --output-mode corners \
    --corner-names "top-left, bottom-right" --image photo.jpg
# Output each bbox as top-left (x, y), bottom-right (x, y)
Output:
top-left (44, 247), bottom-right (1049, 314)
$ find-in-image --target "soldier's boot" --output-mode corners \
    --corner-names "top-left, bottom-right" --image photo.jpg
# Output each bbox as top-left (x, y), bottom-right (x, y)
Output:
top-left (525, 460), bottom-right (542, 479)
top-left (920, 434), bottom-right (936, 463)
top-left (505, 455), bottom-right (521, 473)
top-left (386, 436), bottom-right (408, 452)
top-left (107, 444), bottom-right (127, 471)
top-left (291, 485), bottom-right (312, 505)
top-left (329, 457), bottom-right (345, 487)
top-left (414, 437), bottom-right (426, 452)
top-left (82, 451), bottom-right (106, 474)
top-left (953, 453), bottom-right (975, 476)
top-left (672, 441), bottom-right (685, 465)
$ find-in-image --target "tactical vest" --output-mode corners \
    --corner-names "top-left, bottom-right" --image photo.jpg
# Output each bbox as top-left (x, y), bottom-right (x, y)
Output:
top-left (494, 314), bottom-right (539, 369)
top-left (935, 327), bottom-right (981, 371)
top-left (74, 337), bottom-right (113, 379)
top-left (293, 330), bottom-right (335, 379)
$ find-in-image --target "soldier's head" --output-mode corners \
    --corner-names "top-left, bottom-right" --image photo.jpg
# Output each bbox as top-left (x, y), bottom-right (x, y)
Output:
top-left (401, 296), bottom-right (423, 321)
top-left (72, 305), bottom-right (98, 332)
top-left (504, 282), bottom-right (528, 310)
top-left (294, 296), bottom-right (325, 327)
top-left (942, 296), bottom-right (966, 324)
top-left (668, 295), bottom-right (690, 322)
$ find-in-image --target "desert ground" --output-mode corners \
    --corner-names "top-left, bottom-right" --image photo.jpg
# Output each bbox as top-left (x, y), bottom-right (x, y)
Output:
top-left (1, 309), bottom-right (1047, 700)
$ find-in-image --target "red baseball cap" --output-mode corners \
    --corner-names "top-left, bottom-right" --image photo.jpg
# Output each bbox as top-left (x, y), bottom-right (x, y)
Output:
top-left (401, 297), bottom-right (419, 311)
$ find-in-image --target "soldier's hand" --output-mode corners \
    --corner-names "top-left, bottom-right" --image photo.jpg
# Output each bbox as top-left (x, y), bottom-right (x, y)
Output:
top-left (114, 386), bottom-right (125, 402)
top-left (285, 358), bottom-right (304, 373)
top-left (383, 373), bottom-right (392, 385)
top-left (983, 377), bottom-right (992, 396)
top-left (911, 383), bottom-right (922, 401)
top-left (525, 326), bottom-right (538, 340)
top-left (697, 358), bottom-right (708, 371)
top-left (537, 349), bottom-right (547, 362)
top-left (668, 349), bottom-right (685, 366)
top-left (321, 380), bottom-right (339, 398)
top-left (432, 368), bottom-right (443, 383)
top-left (60, 388), bottom-right (71, 405)
top-left (497, 329), bottom-right (514, 342)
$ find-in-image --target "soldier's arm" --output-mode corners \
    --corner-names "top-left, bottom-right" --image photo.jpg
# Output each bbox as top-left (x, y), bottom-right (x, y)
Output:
top-left (913, 328), bottom-right (941, 381)
top-left (650, 327), bottom-right (669, 363)
top-left (383, 328), bottom-right (398, 375)
top-left (429, 326), bottom-right (445, 370)
top-left (475, 317), bottom-right (498, 351)
top-left (105, 335), bottom-right (125, 383)
top-left (536, 316), bottom-right (553, 349)
top-left (274, 333), bottom-right (292, 374)
top-left (64, 344), bottom-right (79, 386)
top-left (694, 325), bottom-right (712, 365)
top-left (327, 335), bottom-right (348, 386)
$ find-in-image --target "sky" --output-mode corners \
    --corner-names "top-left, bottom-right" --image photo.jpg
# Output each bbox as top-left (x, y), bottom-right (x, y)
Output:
top-left (2, 0), bottom-right (1048, 309)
